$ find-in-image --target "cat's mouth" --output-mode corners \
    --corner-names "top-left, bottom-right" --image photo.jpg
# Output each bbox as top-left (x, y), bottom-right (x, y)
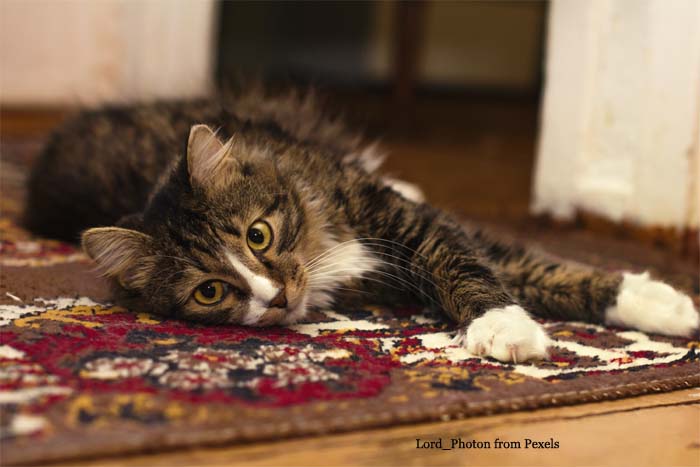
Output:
top-left (240, 293), bottom-right (309, 327)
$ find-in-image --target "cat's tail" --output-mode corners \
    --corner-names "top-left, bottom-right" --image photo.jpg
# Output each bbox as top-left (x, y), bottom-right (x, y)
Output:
top-left (481, 235), bottom-right (699, 337)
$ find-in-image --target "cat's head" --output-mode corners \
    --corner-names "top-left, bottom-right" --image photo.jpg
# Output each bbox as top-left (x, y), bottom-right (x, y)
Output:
top-left (81, 124), bottom-right (333, 326)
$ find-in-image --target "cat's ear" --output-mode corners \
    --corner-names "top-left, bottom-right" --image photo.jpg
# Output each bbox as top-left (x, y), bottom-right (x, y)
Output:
top-left (187, 124), bottom-right (233, 186)
top-left (82, 227), bottom-right (154, 290)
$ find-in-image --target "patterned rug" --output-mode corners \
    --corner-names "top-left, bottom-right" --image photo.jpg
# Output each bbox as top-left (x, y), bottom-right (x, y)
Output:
top-left (1, 144), bottom-right (699, 464)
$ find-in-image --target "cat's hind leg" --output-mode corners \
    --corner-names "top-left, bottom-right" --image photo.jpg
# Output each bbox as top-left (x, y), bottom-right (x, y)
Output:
top-left (606, 271), bottom-right (698, 336)
top-left (489, 243), bottom-right (699, 337)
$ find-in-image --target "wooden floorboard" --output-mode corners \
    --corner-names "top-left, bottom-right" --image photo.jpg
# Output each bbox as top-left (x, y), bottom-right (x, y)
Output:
top-left (51, 389), bottom-right (700, 467)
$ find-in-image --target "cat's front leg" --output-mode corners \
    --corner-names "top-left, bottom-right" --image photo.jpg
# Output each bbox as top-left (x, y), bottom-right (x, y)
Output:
top-left (351, 182), bottom-right (551, 363)
top-left (403, 219), bottom-right (552, 363)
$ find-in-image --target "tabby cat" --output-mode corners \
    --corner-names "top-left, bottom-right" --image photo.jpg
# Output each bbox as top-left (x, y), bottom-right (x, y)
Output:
top-left (25, 89), bottom-right (699, 363)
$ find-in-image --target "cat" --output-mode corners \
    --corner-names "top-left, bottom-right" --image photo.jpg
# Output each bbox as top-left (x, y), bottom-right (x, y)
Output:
top-left (25, 89), bottom-right (699, 363)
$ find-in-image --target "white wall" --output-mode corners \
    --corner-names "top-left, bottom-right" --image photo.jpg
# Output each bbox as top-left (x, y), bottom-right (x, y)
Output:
top-left (0, 0), bottom-right (217, 106)
top-left (532, 0), bottom-right (700, 229)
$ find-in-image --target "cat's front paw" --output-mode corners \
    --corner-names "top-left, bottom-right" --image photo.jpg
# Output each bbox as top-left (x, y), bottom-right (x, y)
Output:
top-left (606, 272), bottom-right (699, 337)
top-left (454, 305), bottom-right (550, 363)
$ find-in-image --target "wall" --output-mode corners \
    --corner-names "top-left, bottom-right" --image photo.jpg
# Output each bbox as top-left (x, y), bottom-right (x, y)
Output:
top-left (532, 0), bottom-right (700, 230)
top-left (0, 0), bottom-right (216, 106)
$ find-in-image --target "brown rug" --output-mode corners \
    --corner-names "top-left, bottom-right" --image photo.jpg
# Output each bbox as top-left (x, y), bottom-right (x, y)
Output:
top-left (1, 142), bottom-right (699, 465)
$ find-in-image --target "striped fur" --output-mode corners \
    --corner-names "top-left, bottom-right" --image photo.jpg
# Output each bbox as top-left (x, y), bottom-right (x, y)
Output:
top-left (26, 88), bottom-right (699, 358)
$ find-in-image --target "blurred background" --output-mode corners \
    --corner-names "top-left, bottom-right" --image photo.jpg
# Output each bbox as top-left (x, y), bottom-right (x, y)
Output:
top-left (1, 0), bottom-right (699, 268)
top-left (1, 0), bottom-right (545, 221)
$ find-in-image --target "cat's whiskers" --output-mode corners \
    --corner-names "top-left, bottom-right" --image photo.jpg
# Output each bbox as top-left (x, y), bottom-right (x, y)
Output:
top-left (308, 272), bottom-right (441, 310)
top-left (306, 285), bottom-right (373, 297)
top-left (308, 253), bottom-right (442, 295)
top-left (307, 246), bottom-right (447, 296)
top-left (304, 237), bottom-right (432, 270)
top-left (307, 272), bottom-right (405, 294)
top-left (306, 238), bottom-right (433, 275)
top-left (327, 245), bottom-right (446, 291)
top-left (358, 237), bottom-right (433, 262)
top-left (304, 239), bottom-right (363, 269)
top-left (310, 260), bottom-right (447, 301)
top-left (307, 262), bottom-right (443, 308)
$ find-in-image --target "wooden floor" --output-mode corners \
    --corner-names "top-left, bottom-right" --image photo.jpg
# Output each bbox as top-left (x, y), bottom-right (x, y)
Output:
top-left (3, 94), bottom-right (699, 467)
top-left (54, 389), bottom-right (700, 467)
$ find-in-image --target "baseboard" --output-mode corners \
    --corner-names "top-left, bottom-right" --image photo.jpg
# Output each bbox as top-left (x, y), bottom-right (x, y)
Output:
top-left (533, 210), bottom-right (699, 264)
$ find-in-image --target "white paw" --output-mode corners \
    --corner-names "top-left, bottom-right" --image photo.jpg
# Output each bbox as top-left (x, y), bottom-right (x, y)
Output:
top-left (605, 272), bottom-right (699, 337)
top-left (454, 305), bottom-right (551, 363)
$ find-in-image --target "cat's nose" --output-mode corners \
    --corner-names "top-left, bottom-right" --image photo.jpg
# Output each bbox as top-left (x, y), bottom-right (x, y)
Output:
top-left (268, 289), bottom-right (287, 309)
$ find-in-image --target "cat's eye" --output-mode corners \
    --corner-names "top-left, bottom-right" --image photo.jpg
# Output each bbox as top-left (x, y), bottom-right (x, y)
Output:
top-left (193, 280), bottom-right (227, 306)
top-left (247, 221), bottom-right (272, 251)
